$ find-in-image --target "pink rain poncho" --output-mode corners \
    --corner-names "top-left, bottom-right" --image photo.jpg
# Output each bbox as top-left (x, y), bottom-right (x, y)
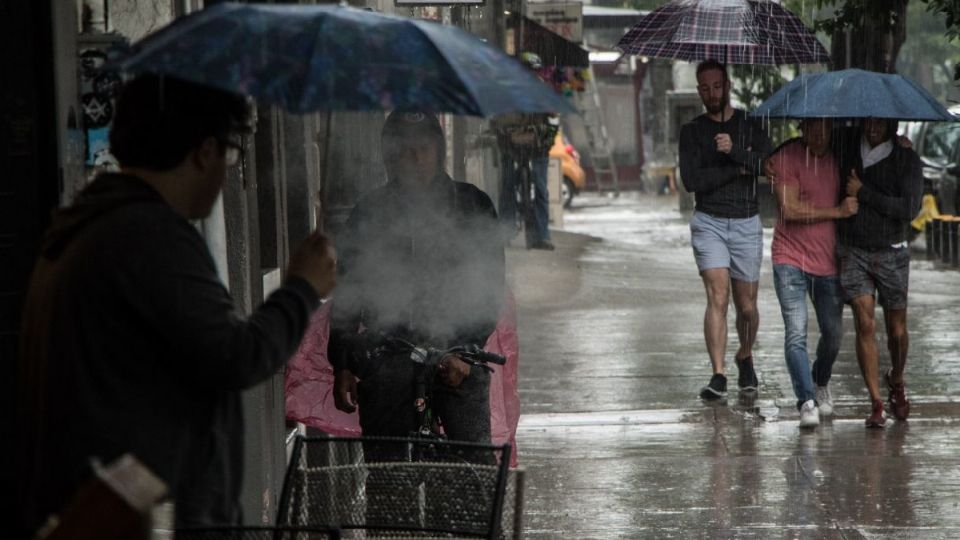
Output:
top-left (284, 294), bottom-right (521, 467)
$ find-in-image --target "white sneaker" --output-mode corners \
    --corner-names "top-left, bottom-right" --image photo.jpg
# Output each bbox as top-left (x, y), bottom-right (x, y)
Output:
top-left (799, 399), bottom-right (820, 428)
top-left (816, 385), bottom-right (834, 417)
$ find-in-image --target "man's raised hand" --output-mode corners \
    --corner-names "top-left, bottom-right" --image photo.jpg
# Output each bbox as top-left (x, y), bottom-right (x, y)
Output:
top-left (715, 133), bottom-right (733, 154)
top-left (288, 232), bottom-right (336, 298)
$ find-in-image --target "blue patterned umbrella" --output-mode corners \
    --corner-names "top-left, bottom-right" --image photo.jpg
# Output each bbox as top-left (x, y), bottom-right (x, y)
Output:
top-left (108, 2), bottom-right (573, 116)
top-left (751, 69), bottom-right (957, 121)
top-left (617, 0), bottom-right (829, 66)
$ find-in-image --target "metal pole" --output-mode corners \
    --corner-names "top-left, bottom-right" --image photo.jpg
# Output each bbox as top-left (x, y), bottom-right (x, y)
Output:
top-left (512, 469), bottom-right (525, 539)
top-left (517, 0), bottom-right (524, 58)
top-left (844, 28), bottom-right (851, 69)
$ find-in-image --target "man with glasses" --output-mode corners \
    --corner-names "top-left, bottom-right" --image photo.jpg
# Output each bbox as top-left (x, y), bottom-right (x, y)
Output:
top-left (16, 74), bottom-right (337, 533)
top-left (679, 60), bottom-right (772, 401)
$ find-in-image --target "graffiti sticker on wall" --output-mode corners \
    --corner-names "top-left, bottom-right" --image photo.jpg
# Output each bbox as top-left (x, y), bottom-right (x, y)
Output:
top-left (79, 47), bottom-right (121, 167)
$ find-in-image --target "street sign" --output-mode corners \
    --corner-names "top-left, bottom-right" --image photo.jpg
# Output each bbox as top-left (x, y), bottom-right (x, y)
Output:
top-left (525, 2), bottom-right (583, 44)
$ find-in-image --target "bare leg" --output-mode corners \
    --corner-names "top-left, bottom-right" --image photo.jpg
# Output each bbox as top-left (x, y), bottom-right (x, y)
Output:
top-left (731, 279), bottom-right (760, 362)
top-left (851, 295), bottom-right (881, 402)
top-left (701, 268), bottom-right (731, 374)
top-left (884, 308), bottom-right (909, 385)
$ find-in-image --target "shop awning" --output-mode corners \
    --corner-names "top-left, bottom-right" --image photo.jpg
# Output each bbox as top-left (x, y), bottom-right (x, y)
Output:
top-left (511, 13), bottom-right (590, 68)
top-left (582, 5), bottom-right (649, 29)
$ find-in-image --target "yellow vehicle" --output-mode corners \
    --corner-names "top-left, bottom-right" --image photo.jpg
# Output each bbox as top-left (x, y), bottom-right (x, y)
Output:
top-left (550, 130), bottom-right (586, 208)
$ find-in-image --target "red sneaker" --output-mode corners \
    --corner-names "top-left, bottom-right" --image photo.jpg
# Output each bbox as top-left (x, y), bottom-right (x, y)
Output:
top-left (865, 399), bottom-right (886, 428)
top-left (888, 381), bottom-right (911, 421)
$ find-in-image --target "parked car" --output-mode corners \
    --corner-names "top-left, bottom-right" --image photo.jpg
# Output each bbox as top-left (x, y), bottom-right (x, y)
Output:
top-left (903, 105), bottom-right (960, 215)
top-left (550, 129), bottom-right (585, 208)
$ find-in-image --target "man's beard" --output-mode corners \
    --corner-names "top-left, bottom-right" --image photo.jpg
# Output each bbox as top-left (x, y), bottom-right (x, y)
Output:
top-left (705, 95), bottom-right (727, 115)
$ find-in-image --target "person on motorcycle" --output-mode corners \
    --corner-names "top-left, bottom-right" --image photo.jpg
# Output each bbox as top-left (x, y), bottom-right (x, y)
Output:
top-left (329, 110), bottom-right (505, 443)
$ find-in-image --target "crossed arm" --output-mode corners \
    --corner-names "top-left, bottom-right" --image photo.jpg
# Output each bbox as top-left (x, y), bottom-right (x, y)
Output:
top-left (679, 122), bottom-right (772, 194)
top-left (774, 181), bottom-right (858, 222)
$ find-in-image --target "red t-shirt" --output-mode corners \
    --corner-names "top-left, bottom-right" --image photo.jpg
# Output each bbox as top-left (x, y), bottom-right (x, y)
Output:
top-left (770, 141), bottom-right (840, 277)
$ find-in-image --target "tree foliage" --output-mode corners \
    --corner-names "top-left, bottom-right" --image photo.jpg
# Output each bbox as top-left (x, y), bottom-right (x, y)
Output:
top-left (809, 0), bottom-right (908, 72)
top-left (921, 0), bottom-right (960, 80)
top-left (923, 0), bottom-right (960, 41)
top-left (812, 0), bottom-right (960, 76)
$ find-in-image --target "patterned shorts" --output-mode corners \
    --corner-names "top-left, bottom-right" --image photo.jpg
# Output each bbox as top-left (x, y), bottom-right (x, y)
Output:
top-left (837, 244), bottom-right (910, 309)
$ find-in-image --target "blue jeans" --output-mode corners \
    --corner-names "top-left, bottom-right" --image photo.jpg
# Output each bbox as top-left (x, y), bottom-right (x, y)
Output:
top-left (499, 152), bottom-right (550, 243)
top-left (773, 264), bottom-right (845, 408)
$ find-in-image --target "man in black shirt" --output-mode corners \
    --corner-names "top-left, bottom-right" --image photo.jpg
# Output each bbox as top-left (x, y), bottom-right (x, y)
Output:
top-left (678, 60), bottom-right (772, 401)
top-left (835, 117), bottom-right (922, 427)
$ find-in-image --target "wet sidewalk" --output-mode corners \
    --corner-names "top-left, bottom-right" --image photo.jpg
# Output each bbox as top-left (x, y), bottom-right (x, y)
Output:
top-left (505, 192), bottom-right (960, 539)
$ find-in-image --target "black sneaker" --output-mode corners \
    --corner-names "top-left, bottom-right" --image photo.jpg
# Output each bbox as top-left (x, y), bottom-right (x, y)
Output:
top-left (736, 356), bottom-right (758, 393)
top-left (699, 374), bottom-right (728, 400)
top-left (530, 240), bottom-right (556, 251)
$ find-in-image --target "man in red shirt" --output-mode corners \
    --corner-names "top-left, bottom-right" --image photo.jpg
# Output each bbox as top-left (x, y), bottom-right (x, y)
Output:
top-left (768, 118), bottom-right (858, 428)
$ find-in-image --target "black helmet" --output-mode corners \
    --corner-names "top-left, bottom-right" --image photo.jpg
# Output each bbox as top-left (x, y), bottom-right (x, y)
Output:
top-left (381, 110), bottom-right (445, 168)
top-left (382, 111), bottom-right (443, 142)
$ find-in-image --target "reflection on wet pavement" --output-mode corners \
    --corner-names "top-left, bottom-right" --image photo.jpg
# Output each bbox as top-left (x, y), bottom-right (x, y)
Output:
top-left (508, 193), bottom-right (960, 538)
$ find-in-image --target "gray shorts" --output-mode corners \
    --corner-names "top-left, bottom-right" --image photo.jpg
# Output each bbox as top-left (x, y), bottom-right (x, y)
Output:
top-left (837, 244), bottom-right (910, 309)
top-left (690, 211), bottom-right (763, 283)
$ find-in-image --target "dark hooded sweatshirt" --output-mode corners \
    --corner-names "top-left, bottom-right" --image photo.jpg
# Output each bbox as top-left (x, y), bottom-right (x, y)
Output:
top-left (16, 173), bottom-right (318, 533)
top-left (833, 128), bottom-right (924, 249)
top-left (329, 174), bottom-right (504, 375)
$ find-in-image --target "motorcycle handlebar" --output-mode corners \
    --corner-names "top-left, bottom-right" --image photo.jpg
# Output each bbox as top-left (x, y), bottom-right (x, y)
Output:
top-left (372, 336), bottom-right (507, 367)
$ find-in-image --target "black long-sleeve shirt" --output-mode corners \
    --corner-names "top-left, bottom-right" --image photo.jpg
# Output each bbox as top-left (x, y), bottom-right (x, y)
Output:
top-left (679, 109), bottom-right (772, 218)
top-left (16, 174), bottom-right (319, 533)
top-left (329, 174), bottom-right (504, 375)
top-left (833, 130), bottom-right (924, 248)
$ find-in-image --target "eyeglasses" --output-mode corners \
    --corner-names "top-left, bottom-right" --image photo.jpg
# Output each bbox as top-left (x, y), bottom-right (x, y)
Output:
top-left (219, 137), bottom-right (244, 167)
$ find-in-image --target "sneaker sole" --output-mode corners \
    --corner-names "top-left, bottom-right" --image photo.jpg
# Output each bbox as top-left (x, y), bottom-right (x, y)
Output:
top-left (739, 385), bottom-right (758, 394)
top-left (865, 418), bottom-right (887, 428)
top-left (700, 388), bottom-right (727, 400)
top-left (799, 419), bottom-right (819, 428)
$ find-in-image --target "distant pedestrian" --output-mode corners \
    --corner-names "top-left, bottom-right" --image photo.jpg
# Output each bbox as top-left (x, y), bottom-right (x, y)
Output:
top-left (492, 52), bottom-right (560, 251)
top-left (767, 118), bottom-right (857, 428)
top-left (16, 74), bottom-right (336, 534)
top-left (834, 117), bottom-right (923, 428)
top-left (678, 60), bottom-right (772, 400)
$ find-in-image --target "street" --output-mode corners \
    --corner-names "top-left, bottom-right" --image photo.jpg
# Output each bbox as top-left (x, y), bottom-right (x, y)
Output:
top-left (507, 192), bottom-right (960, 539)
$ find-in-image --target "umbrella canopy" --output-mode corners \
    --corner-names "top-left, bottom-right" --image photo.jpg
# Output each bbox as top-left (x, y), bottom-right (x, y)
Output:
top-left (108, 2), bottom-right (574, 116)
top-left (751, 69), bottom-right (957, 122)
top-left (616, 0), bottom-right (830, 66)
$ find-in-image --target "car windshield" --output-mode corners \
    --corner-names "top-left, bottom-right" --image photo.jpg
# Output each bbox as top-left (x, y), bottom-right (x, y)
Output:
top-left (921, 122), bottom-right (960, 165)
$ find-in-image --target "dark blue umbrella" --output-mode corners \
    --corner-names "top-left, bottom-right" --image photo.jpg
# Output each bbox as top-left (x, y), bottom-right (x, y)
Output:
top-left (751, 69), bottom-right (956, 121)
top-left (108, 2), bottom-right (574, 116)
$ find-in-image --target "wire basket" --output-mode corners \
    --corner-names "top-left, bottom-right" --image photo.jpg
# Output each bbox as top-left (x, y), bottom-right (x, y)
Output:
top-left (174, 526), bottom-right (338, 539)
top-left (277, 437), bottom-right (512, 539)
